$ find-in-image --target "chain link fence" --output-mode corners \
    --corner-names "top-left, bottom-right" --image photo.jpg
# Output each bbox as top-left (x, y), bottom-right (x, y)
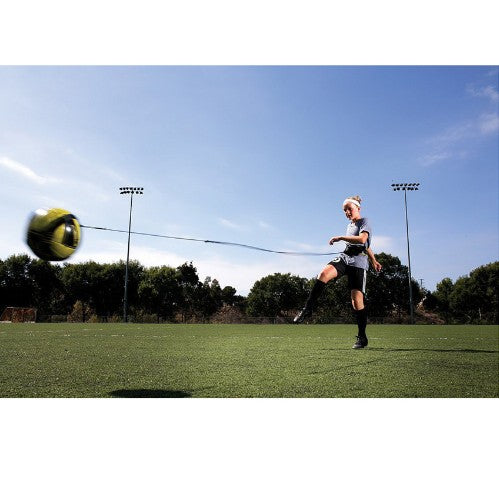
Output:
top-left (32, 314), bottom-right (496, 325)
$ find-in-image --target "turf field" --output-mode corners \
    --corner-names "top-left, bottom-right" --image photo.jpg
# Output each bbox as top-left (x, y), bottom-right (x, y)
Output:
top-left (0, 322), bottom-right (497, 398)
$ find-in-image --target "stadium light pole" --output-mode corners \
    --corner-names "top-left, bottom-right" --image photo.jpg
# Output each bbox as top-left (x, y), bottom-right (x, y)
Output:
top-left (119, 187), bottom-right (144, 323)
top-left (391, 182), bottom-right (420, 324)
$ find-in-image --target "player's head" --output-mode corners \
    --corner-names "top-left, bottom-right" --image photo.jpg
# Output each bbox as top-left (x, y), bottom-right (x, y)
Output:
top-left (342, 195), bottom-right (362, 221)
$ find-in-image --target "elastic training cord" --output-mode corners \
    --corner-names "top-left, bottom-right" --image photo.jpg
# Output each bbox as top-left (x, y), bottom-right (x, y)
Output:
top-left (80, 224), bottom-right (342, 256)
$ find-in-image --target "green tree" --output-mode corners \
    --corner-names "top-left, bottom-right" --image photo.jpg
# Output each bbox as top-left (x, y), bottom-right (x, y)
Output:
top-left (60, 261), bottom-right (100, 311)
top-left (221, 285), bottom-right (246, 311)
top-left (314, 275), bottom-right (351, 322)
top-left (246, 273), bottom-right (309, 318)
top-left (61, 260), bottom-right (144, 316)
top-left (0, 254), bottom-right (62, 314)
top-left (99, 261), bottom-right (144, 316)
top-left (425, 277), bottom-right (454, 320)
top-left (0, 254), bottom-right (35, 308)
top-left (29, 258), bottom-right (63, 313)
top-left (192, 277), bottom-right (223, 320)
top-left (221, 285), bottom-right (237, 306)
top-left (449, 262), bottom-right (498, 323)
top-left (138, 265), bottom-right (182, 319)
top-left (366, 252), bottom-right (422, 319)
top-left (176, 262), bottom-right (201, 322)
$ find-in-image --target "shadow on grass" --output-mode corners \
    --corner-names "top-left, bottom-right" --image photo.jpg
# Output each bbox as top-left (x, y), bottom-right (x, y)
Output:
top-left (368, 348), bottom-right (498, 354)
top-left (110, 389), bottom-right (192, 398)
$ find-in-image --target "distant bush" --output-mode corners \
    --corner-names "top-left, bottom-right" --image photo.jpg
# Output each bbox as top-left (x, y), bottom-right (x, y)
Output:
top-left (107, 315), bottom-right (122, 323)
top-left (210, 305), bottom-right (246, 324)
top-left (68, 300), bottom-right (95, 323)
top-left (133, 310), bottom-right (159, 323)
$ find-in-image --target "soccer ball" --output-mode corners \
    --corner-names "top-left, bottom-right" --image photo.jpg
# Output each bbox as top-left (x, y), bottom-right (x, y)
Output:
top-left (26, 208), bottom-right (81, 261)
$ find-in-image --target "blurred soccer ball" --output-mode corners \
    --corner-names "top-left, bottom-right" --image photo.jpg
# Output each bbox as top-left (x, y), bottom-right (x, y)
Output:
top-left (27, 208), bottom-right (81, 261)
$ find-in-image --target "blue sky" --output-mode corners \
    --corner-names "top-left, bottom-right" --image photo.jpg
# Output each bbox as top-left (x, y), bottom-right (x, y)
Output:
top-left (0, 66), bottom-right (498, 294)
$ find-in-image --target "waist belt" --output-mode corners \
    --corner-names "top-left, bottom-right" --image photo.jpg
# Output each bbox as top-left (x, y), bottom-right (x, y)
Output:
top-left (343, 246), bottom-right (367, 257)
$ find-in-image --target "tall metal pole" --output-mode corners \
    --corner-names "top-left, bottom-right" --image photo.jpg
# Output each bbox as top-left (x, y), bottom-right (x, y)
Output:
top-left (391, 182), bottom-right (420, 324)
top-left (403, 189), bottom-right (414, 325)
top-left (123, 192), bottom-right (133, 323)
top-left (120, 187), bottom-right (144, 323)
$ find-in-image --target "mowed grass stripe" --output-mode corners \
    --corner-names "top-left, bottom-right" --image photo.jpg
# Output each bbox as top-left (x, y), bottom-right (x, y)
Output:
top-left (0, 323), bottom-right (497, 398)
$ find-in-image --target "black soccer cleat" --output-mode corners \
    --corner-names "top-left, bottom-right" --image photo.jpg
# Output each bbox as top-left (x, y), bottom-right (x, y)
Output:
top-left (293, 307), bottom-right (312, 324)
top-left (352, 335), bottom-right (368, 349)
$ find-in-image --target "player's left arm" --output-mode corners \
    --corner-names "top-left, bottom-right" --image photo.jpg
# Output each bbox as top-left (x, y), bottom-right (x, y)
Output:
top-left (366, 247), bottom-right (382, 273)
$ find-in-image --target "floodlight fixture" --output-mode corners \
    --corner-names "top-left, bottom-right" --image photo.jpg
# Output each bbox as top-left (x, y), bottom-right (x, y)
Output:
top-left (390, 182), bottom-right (421, 324)
top-left (119, 186), bottom-right (145, 323)
top-left (120, 186), bottom-right (144, 195)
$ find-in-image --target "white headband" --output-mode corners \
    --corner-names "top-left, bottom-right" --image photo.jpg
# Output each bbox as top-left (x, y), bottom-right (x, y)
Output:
top-left (343, 198), bottom-right (361, 208)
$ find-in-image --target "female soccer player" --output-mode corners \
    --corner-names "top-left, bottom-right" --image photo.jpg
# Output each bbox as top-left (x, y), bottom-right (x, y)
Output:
top-left (294, 195), bottom-right (382, 349)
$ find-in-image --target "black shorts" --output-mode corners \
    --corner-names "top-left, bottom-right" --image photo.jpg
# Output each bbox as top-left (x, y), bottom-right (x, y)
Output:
top-left (328, 257), bottom-right (367, 293)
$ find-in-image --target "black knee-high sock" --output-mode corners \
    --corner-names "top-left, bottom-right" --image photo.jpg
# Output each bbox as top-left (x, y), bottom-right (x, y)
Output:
top-left (305, 279), bottom-right (326, 310)
top-left (354, 307), bottom-right (368, 337)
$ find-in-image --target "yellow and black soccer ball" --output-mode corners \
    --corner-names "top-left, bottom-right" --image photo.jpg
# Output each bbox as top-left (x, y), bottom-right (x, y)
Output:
top-left (27, 208), bottom-right (81, 261)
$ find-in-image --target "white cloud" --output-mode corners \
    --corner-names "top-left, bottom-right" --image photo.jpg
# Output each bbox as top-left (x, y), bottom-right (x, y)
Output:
top-left (72, 243), bottom-right (187, 268)
top-left (430, 123), bottom-right (472, 146)
top-left (284, 240), bottom-right (315, 251)
top-left (479, 112), bottom-right (499, 134)
top-left (218, 218), bottom-right (245, 231)
top-left (419, 111), bottom-right (498, 166)
top-left (258, 220), bottom-right (273, 229)
top-left (419, 151), bottom-right (453, 167)
top-left (196, 254), bottom-right (321, 295)
top-left (467, 84), bottom-right (499, 103)
top-left (371, 235), bottom-right (397, 254)
top-left (419, 122), bottom-right (472, 167)
top-left (419, 77), bottom-right (498, 167)
top-left (283, 240), bottom-right (333, 253)
top-left (0, 156), bottom-right (60, 184)
top-left (217, 218), bottom-right (273, 234)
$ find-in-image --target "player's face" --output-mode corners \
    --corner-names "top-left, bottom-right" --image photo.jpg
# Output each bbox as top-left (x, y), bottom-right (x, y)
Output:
top-left (343, 203), bottom-right (360, 221)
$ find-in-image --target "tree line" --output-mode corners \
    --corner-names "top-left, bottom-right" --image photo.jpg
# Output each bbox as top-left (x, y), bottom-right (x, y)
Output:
top-left (0, 253), bottom-right (497, 324)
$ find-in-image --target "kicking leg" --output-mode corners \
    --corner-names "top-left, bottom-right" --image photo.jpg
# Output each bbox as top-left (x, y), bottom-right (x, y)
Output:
top-left (294, 264), bottom-right (338, 323)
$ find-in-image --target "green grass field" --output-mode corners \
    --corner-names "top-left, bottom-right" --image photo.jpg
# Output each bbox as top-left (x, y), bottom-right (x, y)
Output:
top-left (0, 322), bottom-right (497, 398)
